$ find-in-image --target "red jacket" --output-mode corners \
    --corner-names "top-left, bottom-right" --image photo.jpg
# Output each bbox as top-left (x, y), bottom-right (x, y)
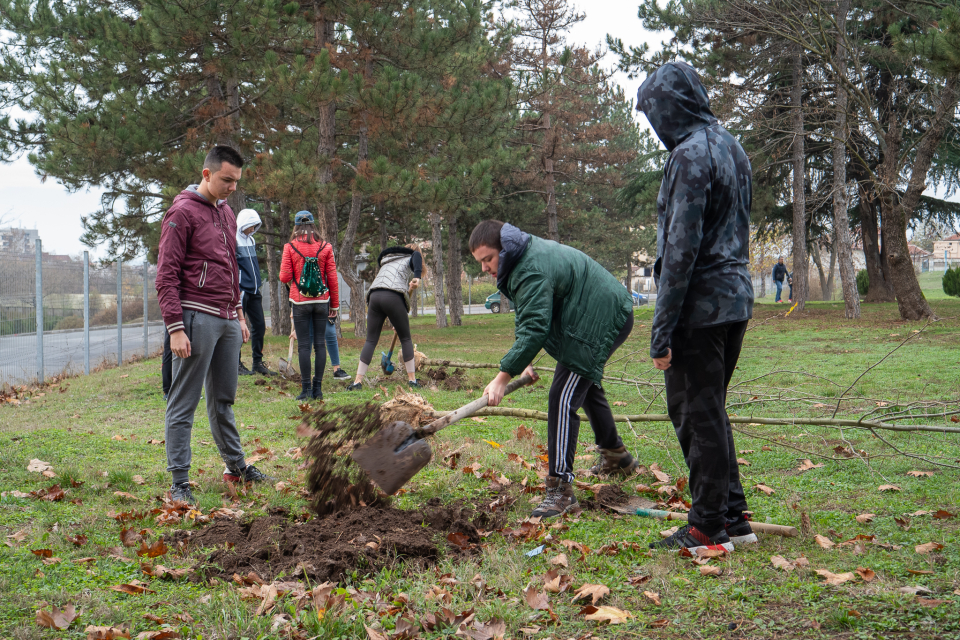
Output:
top-left (156, 188), bottom-right (242, 333)
top-left (279, 239), bottom-right (340, 309)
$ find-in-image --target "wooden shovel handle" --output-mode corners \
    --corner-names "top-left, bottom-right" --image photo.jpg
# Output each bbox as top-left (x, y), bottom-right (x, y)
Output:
top-left (417, 373), bottom-right (536, 437)
top-left (288, 335), bottom-right (295, 360)
top-left (389, 331), bottom-right (399, 355)
top-left (639, 509), bottom-right (798, 537)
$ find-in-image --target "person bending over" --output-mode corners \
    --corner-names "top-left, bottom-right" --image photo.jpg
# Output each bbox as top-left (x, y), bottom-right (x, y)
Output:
top-left (279, 211), bottom-right (339, 401)
top-left (638, 61), bottom-right (756, 553)
top-left (470, 220), bottom-right (639, 519)
top-left (348, 244), bottom-right (422, 390)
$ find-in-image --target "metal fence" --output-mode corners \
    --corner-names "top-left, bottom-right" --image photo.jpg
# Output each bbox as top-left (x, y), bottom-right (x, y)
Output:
top-left (0, 240), bottom-right (165, 387)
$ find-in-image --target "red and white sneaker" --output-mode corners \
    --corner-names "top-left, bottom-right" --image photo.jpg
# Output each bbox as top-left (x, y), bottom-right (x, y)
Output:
top-left (649, 524), bottom-right (735, 553)
top-left (223, 464), bottom-right (274, 484)
top-left (726, 516), bottom-right (759, 547)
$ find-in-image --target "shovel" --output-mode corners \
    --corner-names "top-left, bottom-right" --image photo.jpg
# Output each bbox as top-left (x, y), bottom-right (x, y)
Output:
top-left (352, 372), bottom-right (537, 495)
top-left (278, 334), bottom-right (298, 379)
top-left (602, 495), bottom-right (798, 537)
top-left (380, 331), bottom-right (399, 376)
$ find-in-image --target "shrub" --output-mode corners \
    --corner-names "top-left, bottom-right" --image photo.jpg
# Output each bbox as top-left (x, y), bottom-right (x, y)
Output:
top-left (944, 266), bottom-right (960, 297)
top-left (856, 270), bottom-right (869, 296)
top-left (55, 316), bottom-right (84, 330)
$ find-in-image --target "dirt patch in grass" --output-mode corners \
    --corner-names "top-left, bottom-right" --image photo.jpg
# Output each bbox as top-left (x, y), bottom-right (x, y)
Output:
top-left (186, 499), bottom-right (490, 583)
top-left (425, 366), bottom-right (468, 391)
top-left (595, 483), bottom-right (630, 507)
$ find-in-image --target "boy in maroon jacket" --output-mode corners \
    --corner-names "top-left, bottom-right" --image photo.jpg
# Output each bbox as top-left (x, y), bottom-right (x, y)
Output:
top-left (156, 146), bottom-right (272, 503)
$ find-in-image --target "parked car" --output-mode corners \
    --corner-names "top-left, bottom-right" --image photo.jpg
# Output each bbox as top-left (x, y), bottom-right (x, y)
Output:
top-left (631, 290), bottom-right (649, 306)
top-left (484, 292), bottom-right (515, 313)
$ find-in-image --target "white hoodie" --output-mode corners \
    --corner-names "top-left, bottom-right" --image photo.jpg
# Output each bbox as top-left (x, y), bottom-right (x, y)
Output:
top-left (235, 208), bottom-right (263, 295)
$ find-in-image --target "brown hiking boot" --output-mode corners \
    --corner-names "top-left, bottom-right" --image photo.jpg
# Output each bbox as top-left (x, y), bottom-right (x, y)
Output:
top-left (530, 477), bottom-right (580, 518)
top-left (588, 446), bottom-right (640, 477)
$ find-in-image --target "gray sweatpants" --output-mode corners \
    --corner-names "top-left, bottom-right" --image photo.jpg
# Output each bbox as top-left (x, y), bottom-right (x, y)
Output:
top-left (165, 310), bottom-right (246, 484)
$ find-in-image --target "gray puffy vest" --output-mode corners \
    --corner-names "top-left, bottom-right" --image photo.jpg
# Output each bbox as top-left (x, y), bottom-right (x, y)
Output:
top-left (369, 253), bottom-right (412, 310)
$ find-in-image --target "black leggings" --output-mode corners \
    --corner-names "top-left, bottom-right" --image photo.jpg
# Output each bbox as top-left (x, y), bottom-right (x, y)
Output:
top-left (360, 290), bottom-right (414, 365)
top-left (292, 303), bottom-right (328, 385)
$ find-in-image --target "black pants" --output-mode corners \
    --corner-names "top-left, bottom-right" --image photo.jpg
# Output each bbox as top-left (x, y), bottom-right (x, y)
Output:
top-left (292, 303), bottom-right (328, 386)
top-left (162, 329), bottom-right (172, 395)
top-left (548, 314), bottom-right (634, 483)
top-left (664, 321), bottom-right (749, 536)
top-left (359, 290), bottom-right (414, 365)
top-left (240, 291), bottom-right (266, 365)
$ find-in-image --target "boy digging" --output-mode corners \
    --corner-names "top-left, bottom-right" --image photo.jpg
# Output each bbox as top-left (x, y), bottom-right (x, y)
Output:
top-left (470, 220), bottom-right (638, 518)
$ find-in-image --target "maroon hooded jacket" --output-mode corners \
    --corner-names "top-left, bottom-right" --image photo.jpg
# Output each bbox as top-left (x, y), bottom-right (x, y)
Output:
top-left (156, 186), bottom-right (242, 334)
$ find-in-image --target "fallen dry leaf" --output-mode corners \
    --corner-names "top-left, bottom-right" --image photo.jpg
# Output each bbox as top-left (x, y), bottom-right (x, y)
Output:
top-left (878, 484), bottom-right (901, 492)
top-left (581, 605), bottom-right (633, 624)
top-left (27, 459), bottom-right (54, 474)
top-left (135, 631), bottom-right (180, 640)
top-left (35, 604), bottom-right (78, 630)
top-left (522, 585), bottom-right (549, 610)
top-left (120, 528), bottom-right (142, 547)
top-left (132, 475), bottom-right (145, 485)
top-left (137, 538), bottom-right (168, 558)
top-left (66, 534), bottom-right (88, 547)
top-left (110, 580), bottom-right (156, 595)
top-left (459, 617), bottom-right (507, 640)
top-left (543, 569), bottom-right (572, 593)
top-left (906, 470), bottom-right (933, 478)
top-left (31, 548), bottom-right (53, 558)
top-left (573, 583), bottom-right (610, 605)
top-left (906, 569), bottom-right (933, 575)
top-left (114, 491), bottom-right (141, 501)
top-left (856, 567), bottom-right (876, 582)
top-left (753, 484), bottom-right (775, 496)
top-left (899, 586), bottom-right (932, 595)
top-left (814, 535), bottom-right (836, 550)
top-left (548, 553), bottom-right (568, 568)
top-left (797, 459), bottom-right (824, 472)
top-left (916, 598), bottom-right (949, 608)
top-left (771, 555), bottom-right (796, 572)
top-left (815, 569), bottom-right (856, 585)
top-left (915, 541), bottom-right (944, 554)
top-left (699, 565), bottom-right (722, 576)
top-left (642, 590), bottom-right (661, 605)
top-left (85, 625), bottom-right (131, 639)
top-left (932, 509), bottom-right (956, 520)
top-left (855, 514), bottom-right (875, 524)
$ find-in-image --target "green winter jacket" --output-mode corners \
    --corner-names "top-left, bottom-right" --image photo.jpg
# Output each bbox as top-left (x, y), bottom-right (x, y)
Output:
top-left (496, 224), bottom-right (634, 383)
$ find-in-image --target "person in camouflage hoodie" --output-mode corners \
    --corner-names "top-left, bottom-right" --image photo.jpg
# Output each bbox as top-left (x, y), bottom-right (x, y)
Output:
top-left (638, 61), bottom-right (757, 554)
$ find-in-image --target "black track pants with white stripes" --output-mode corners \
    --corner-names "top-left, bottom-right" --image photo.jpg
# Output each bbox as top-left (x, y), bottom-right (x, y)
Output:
top-left (547, 314), bottom-right (633, 483)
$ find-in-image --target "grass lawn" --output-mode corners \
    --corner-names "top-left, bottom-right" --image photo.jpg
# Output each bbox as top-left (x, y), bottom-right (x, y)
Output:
top-left (1, 299), bottom-right (959, 639)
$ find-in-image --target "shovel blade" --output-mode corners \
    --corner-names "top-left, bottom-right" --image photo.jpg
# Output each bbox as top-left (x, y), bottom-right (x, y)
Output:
top-left (351, 420), bottom-right (432, 495)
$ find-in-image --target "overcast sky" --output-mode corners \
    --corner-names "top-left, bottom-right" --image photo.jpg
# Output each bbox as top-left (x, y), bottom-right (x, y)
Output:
top-left (0, 2), bottom-right (662, 259)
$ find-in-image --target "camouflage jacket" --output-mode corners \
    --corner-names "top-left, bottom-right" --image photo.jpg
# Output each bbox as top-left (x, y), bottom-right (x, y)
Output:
top-left (638, 61), bottom-right (754, 358)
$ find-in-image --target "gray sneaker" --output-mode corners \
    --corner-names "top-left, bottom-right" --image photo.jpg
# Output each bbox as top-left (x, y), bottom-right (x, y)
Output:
top-left (588, 446), bottom-right (640, 477)
top-left (170, 482), bottom-right (196, 504)
top-left (530, 477), bottom-right (579, 518)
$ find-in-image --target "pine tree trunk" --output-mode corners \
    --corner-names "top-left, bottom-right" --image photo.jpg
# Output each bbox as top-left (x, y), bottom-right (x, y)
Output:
top-left (790, 48), bottom-right (809, 312)
top-left (223, 76), bottom-right (246, 213)
top-left (812, 241), bottom-right (828, 300)
top-left (263, 201), bottom-right (283, 336)
top-left (273, 203), bottom-right (292, 337)
top-left (826, 234), bottom-right (837, 301)
top-left (429, 213), bottom-right (447, 328)
top-left (860, 193), bottom-right (894, 302)
top-left (445, 214), bottom-right (463, 326)
top-left (338, 53), bottom-right (371, 338)
top-left (831, 0), bottom-right (861, 319)
top-left (379, 213), bottom-right (388, 258)
top-left (543, 111), bottom-right (559, 242)
top-left (315, 5), bottom-right (337, 250)
top-left (880, 75), bottom-right (957, 319)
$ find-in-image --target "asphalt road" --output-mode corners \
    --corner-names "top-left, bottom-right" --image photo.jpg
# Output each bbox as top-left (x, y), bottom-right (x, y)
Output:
top-left (0, 322), bottom-right (165, 385)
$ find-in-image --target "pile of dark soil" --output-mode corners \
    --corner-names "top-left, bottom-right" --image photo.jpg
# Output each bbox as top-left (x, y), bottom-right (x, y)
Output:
top-left (187, 499), bottom-right (491, 583)
top-left (595, 483), bottom-right (630, 507)
top-left (425, 366), bottom-right (469, 391)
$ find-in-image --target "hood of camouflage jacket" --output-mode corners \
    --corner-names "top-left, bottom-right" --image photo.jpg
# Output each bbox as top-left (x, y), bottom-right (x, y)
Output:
top-left (637, 61), bottom-right (717, 151)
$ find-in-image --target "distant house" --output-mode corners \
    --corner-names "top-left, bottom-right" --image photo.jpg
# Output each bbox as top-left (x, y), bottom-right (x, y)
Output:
top-left (0, 227), bottom-right (40, 253)
top-left (932, 233), bottom-right (960, 260)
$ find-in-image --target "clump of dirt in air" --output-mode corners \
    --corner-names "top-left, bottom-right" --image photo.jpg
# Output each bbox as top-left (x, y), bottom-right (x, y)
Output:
top-left (301, 402), bottom-right (387, 516)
